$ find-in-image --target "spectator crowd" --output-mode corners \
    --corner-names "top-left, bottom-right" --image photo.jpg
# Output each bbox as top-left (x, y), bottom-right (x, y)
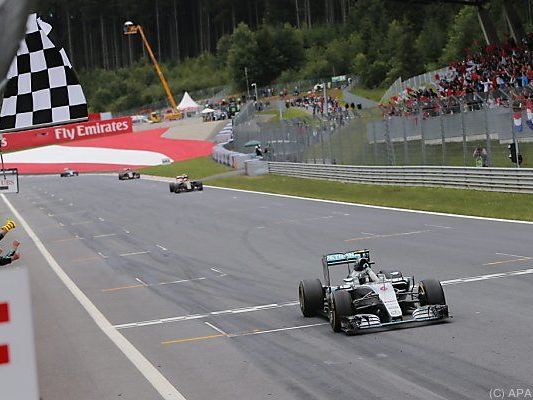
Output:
top-left (381, 36), bottom-right (533, 118)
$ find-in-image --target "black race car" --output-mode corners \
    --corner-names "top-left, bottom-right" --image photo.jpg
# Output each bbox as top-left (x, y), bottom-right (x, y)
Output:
top-left (118, 168), bottom-right (141, 180)
top-left (60, 168), bottom-right (79, 177)
top-left (299, 249), bottom-right (449, 334)
top-left (169, 175), bottom-right (203, 193)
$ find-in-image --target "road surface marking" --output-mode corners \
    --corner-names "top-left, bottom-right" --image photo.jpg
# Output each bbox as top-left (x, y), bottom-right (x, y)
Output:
top-left (495, 252), bottom-right (530, 258)
top-left (161, 334), bottom-right (225, 345)
top-left (103, 272), bottom-right (227, 293)
top-left (162, 322), bottom-right (329, 345)
top-left (424, 224), bottom-right (452, 229)
top-left (156, 245), bottom-right (168, 251)
top-left (119, 251), bottom-right (150, 257)
top-left (71, 256), bottom-right (101, 264)
top-left (204, 322), bottom-right (228, 336)
top-left (197, 185), bottom-right (533, 225)
top-left (1, 194), bottom-right (187, 400)
top-left (210, 267), bottom-right (223, 274)
top-left (360, 232), bottom-right (375, 236)
top-left (135, 278), bottom-right (148, 286)
top-left (441, 268), bottom-right (533, 285)
top-left (483, 257), bottom-right (532, 266)
top-left (98, 217), bottom-right (105, 221)
top-left (71, 221), bottom-right (93, 226)
top-left (345, 229), bottom-right (432, 242)
top-left (93, 233), bottom-right (117, 238)
top-left (97, 252), bottom-right (108, 259)
top-left (115, 266), bottom-right (533, 330)
top-left (123, 228), bottom-right (131, 234)
top-left (51, 236), bottom-right (84, 243)
top-left (229, 322), bottom-right (329, 338)
top-left (47, 210), bottom-right (86, 217)
top-left (103, 283), bottom-right (146, 292)
top-left (114, 301), bottom-right (300, 329)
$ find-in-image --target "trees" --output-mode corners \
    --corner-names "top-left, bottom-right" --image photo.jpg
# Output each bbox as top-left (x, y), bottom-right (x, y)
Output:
top-left (31, 0), bottom-right (531, 111)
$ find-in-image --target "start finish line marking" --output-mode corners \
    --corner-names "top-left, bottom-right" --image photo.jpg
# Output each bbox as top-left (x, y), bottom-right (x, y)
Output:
top-left (113, 267), bottom-right (533, 331)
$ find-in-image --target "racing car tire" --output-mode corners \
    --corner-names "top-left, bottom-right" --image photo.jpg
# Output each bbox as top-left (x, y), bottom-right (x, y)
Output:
top-left (331, 290), bottom-right (352, 332)
top-left (418, 279), bottom-right (446, 306)
top-left (197, 183), bottom-right (204, 191)
top-left (169, 183), bottom-right (177, 193)
top-left (299, 279), bottom-right (323, 317)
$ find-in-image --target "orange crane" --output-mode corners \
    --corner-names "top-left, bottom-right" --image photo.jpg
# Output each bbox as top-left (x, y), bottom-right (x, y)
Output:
top-left (123, 21), bottom-right (181, 121)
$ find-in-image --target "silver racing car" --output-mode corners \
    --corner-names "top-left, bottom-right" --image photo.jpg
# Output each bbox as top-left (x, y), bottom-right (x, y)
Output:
top-left (298, 249), bottom-right (449, 334)
top-left (60, 168), bottom-right (79, 177)
top-left (118, 168), bottom-right (140, 180)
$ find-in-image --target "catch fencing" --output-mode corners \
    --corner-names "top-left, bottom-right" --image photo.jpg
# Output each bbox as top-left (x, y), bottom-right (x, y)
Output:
top-left (231, 88), bottom-right (533, 169)
top-left (267, 162), bottom-right (533, 193)
top-left (381, 67), bottom-right (450, 102)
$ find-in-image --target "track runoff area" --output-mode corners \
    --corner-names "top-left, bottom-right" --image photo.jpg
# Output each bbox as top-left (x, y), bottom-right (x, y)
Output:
top-left (5, 174), bottom-right (533, 400)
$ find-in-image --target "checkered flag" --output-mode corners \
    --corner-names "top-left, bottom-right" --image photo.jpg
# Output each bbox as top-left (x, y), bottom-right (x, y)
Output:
top-left (0, 13), bottom-right (88, 132)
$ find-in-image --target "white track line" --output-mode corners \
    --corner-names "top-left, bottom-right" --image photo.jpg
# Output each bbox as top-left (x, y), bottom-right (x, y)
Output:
top-left (210, 267), bottom-right (223, 274)
top-left (120, 251), bottom-right (150, 257)
top-left (229, 322), bottom-right (329, 338)
top-left (114, 301), bottom-right (299, 330)
top-left (1, 194), bottom-right (187, 400)
top-left (200, 185), bottom-right (533, 226)
top-left (114, 266), bottom-right (533, 331)
top-left (136, 278), bottom-right (148, 286)
top-left (495, 252), bottom-right (530, 259)
top-left (156, 245), bottom-right (168, 251)
top-left (441, 268), bottom-right (533, 285)
top-left (204, 322), bottom-right (228, 336)
top-left (93, 233), bottom-right (117, 238)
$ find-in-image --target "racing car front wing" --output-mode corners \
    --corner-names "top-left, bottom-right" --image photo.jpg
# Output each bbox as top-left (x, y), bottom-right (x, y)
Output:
top-left (340, 305), bottom-right (449, 334)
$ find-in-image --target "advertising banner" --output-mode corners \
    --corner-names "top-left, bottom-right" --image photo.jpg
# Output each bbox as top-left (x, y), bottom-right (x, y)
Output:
top-left (1, 117), bottom-right (132, 151)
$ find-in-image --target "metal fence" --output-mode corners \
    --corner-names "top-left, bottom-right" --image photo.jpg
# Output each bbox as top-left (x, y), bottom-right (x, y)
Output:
top-left (380, 67), bottom-right (450, 103)
top-left (231, 96), bottom-right (533, 169)
top-left (267, 162), bottom-right (533, 193)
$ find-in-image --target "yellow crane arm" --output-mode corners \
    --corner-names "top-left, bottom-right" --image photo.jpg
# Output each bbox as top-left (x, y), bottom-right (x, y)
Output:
top-left (126, 25), bottom-right (179, 112)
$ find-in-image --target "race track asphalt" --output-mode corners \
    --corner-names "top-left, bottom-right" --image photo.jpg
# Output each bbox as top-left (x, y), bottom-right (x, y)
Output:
top-left (4, 174), bottom-right (533, 400)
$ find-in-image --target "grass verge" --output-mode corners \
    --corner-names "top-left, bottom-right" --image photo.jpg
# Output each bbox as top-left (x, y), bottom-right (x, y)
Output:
top-left (258, 108), bottom-right (311, 122)
top-left (208, 174), bottom-right (533, 222)
top-left (349, 87), bottom-right (386, 102)
top-left (140, 156), bottom-right (232, 179)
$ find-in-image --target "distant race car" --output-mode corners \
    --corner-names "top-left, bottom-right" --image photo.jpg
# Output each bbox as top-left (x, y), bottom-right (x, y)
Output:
top-left (169, 175), bottom-right (203, 193)
top-left (118, 168), bottom-right (141, 180)
top-left (298, 249), bottom-right (449, 334)
top-left (60, 168), bottom-right (79, 177)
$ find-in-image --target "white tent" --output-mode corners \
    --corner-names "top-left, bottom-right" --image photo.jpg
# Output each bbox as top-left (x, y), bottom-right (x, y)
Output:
top-left (177, 92), bottom-right (201, 112)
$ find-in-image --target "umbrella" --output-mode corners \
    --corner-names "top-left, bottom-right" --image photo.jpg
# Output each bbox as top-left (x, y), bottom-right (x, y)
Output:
top-left (244, 140), bottom-right (261, 147)
top-left (201, 108), bottom-right (215, 114)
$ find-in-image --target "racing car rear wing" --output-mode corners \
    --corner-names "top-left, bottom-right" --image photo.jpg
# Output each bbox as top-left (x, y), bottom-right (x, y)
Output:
top-left (322, 250), bottom-right (370, 286)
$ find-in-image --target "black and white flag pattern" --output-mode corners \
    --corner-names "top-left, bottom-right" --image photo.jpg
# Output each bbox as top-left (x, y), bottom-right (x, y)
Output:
top-left (0, 13), bottom-right (88, 132)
